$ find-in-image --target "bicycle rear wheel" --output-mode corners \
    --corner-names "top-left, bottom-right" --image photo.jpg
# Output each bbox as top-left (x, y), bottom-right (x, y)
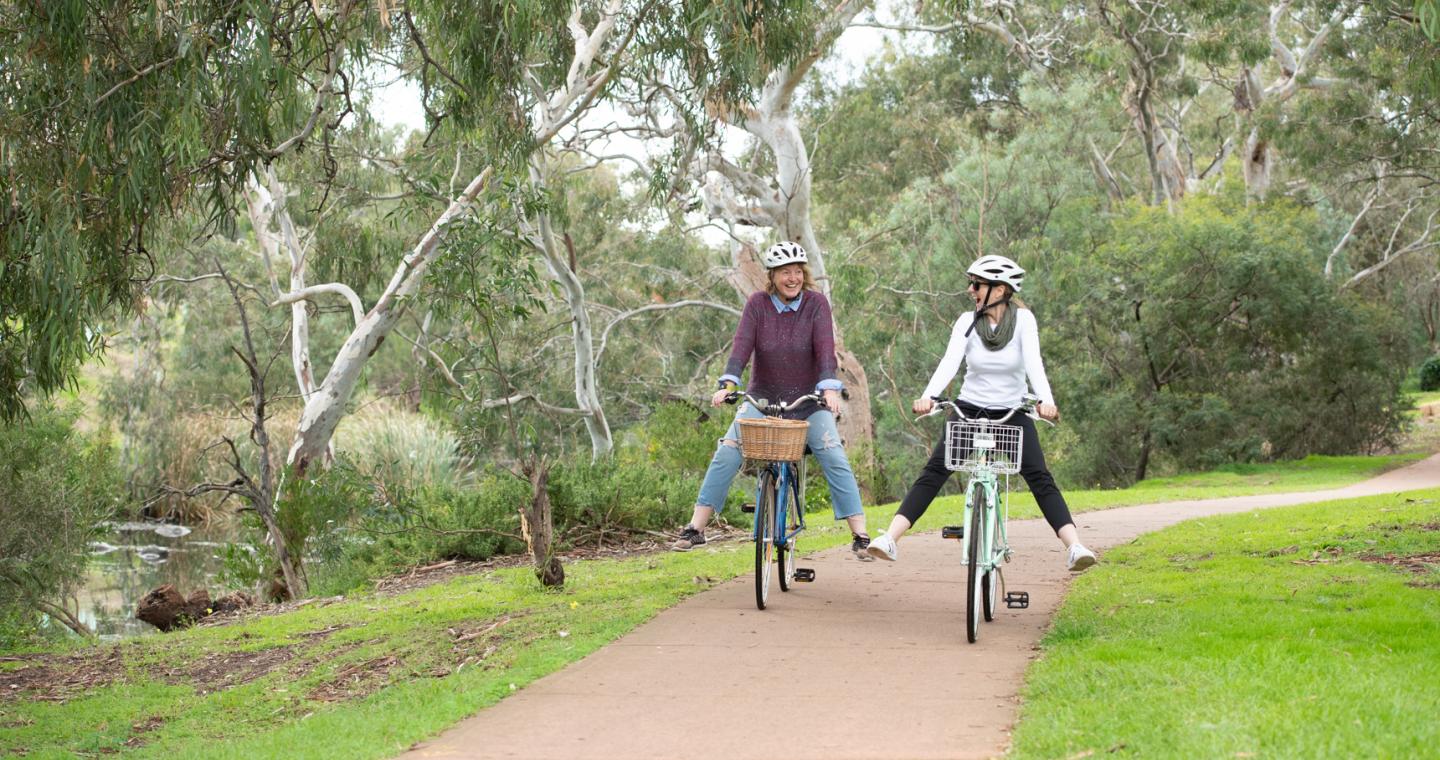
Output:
top-left (755, 468), bottom-right (777, 610)
top-left (966, 486), bottom-right (986, 643)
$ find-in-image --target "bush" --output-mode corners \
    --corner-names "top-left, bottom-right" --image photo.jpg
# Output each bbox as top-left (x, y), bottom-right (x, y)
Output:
top-left (1420, 356), bottom-right (1440, 392)
top-left (549, 453), bottom-right (705, 538)
top-left (335, 401), bottom-right (474, 491)
top-left (0, 404), bottom-right (123, 644)
top-left (1042, 193), bottom-right (1411, 485)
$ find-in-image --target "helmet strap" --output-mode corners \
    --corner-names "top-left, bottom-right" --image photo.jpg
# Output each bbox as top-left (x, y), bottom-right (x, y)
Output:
top-left (964, 290), bottom-right (1012, 338)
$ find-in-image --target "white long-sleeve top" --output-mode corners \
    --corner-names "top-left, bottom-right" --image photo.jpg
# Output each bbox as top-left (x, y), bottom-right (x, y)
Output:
top-left (920, 308), bottom-right (1055, 408)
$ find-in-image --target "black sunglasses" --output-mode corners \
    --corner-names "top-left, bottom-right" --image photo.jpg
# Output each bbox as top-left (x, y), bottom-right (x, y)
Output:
top-left (967, 278), bottom-right (992, 290)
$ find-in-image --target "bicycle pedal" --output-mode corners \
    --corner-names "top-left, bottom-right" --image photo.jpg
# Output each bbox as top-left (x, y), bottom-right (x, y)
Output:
top-left (793, 568), bottom-right (816, 582)
top-left (1004, 591), bottom-right (1029, 609)
top-left (941, 525), bottom-right (964, 540)
top-left (740, 503), bottom-right (756, 513)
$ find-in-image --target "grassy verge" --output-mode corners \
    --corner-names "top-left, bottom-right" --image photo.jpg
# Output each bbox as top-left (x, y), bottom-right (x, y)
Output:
top-left (0, 452), bottom-right (1424, 758)
top-left (882, 452), bottom-right (1425, 531)
top-left (1010, 488), bottom-right (1440, 759)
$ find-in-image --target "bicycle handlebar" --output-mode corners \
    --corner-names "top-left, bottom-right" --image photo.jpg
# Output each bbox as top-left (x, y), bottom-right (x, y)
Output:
top-left (723, 389), bottom-right (825, 415)
top-left (914, 393), bottom-right (1055, 427)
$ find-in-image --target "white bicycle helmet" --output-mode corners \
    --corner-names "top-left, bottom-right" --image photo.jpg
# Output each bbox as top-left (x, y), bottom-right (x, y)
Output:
top-left (966, 254), bottom-right (1025, 292)
top-left (762, 241), bottom-right (808, 269)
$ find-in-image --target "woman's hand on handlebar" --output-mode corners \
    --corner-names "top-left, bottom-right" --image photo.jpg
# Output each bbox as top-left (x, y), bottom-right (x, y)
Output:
top-left (912, 397), bottom-right (935, 415)
top-left (1037, 402), bottom-right (1060, 422)
top-left (711, 388), bottom-right (734, 408)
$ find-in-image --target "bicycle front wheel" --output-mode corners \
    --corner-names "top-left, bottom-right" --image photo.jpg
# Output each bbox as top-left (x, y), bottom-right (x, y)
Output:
top-left (755, 468), bottom-right (777, 610)
top-left (778, 466), bottom-right (801, 592)
top-left (966, 486), bottom-right (986, 643)
top-left (983, 501), bottom-right (1003, 621)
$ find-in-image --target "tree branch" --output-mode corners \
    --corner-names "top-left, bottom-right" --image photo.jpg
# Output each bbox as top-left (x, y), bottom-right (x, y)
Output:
top-left (594, 300), bottom-right (742, 365)
top-left (273, 283), bottom-right (365, 327)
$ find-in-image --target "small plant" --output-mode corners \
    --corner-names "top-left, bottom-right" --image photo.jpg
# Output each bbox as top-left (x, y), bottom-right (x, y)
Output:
top-left (1420, 356), bottom-right (1440, 392)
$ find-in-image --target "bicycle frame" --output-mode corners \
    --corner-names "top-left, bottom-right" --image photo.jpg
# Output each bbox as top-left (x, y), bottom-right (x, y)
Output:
top-left (751, 456), bottom-right (807, 548)
top-left (959, 467), bottom-right (1011, 570)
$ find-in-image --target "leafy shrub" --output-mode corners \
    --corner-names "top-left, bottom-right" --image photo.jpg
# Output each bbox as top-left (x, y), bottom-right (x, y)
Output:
top-left (1042, 193), bottom-right (1410, 485)
top-left (1420, 356), bottom-right (1440, 392)
top-left (0, 404), bottom-right (123, 644)
top-left (549, 453), bottom-right (704, 537)
top-left (336, 401), bottom-right (473, 490)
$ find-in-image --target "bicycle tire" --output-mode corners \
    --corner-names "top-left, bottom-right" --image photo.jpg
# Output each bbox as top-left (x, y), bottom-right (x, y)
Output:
top-left (983, 502), bottom-right (1002, 621)
top-left (966, 485), bottom-right (985, 643)
top-left (755, 468), bottom-right (777, 610)
top-left (778, 467), bottom-right (799, 592)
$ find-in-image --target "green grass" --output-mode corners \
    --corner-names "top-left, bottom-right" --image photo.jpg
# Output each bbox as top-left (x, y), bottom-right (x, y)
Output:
top-left (1010, 489), bottom-right (1440, 759)
top-left (0, 452), bottom-right (1425, 758)
top-left (1409, 390), bottom-right (1440, 410)
top-left (898, 452), bottom-right (1424, 530)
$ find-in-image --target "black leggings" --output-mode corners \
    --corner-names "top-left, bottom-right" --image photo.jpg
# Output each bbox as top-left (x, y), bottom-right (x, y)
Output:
top-left (896, 404), bottom-right (1074, 534)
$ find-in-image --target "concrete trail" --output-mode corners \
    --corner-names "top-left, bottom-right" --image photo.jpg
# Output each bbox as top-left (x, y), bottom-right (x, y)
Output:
top-left (400, 452), bottom-right (1440, 760)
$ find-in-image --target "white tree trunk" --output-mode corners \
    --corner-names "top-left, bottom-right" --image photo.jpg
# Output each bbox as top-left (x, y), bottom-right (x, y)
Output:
top-left (529, 164), bottom-right (613, 460)
top-left (286, 169), bottom-right (493, 475)
top-left (702, 2), bottom-right (879, 462)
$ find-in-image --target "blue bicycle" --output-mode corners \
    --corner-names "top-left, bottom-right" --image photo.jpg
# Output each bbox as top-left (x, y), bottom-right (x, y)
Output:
top-left (726, 390), bottom-right (819, 610)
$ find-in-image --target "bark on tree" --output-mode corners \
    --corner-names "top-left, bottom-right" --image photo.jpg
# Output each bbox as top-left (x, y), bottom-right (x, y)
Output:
top-left (512, 0), bottom-right (636, 461)
top-left (521, 460), bottom-right (564, 587)
top-left (1233, 2), bottom-right (1345, 197)
top-left (526, 164), bottom-right (613, 460)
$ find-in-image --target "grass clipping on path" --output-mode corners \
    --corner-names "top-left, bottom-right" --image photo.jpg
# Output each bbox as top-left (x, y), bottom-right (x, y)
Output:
top-left (1011, 489), bottom-right (1440, 759)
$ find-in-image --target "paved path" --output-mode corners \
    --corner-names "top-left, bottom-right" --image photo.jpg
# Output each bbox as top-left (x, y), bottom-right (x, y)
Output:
top-left (401, 453), bottom-right (1440, 760)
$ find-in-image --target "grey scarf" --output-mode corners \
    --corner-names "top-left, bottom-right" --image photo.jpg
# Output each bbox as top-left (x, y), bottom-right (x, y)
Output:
top-left (972, 303), bottom-right (1017, 351)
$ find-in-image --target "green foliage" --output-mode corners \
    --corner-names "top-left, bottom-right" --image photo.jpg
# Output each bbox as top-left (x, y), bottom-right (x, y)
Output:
top-left (635, 401), bottom-right (731, 474)
top-left (549, 454), bottom-right (703, 536)
top-left (1044, 191), bottom-right (1411, 484)
top-left (0, 404), bottom-right (123, 644)
top-left (0, 2), bottom-right (388, 422)
top-left (1420, 356), bottom-right (1440, 391)
top-left (336, 403), bottom-right (474, 491)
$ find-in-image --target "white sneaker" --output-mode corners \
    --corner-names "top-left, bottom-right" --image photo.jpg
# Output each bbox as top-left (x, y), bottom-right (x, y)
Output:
top-left (1067, 543), bottom-right (1097, 572)
top-left (867, 533), bottom-right (898, 562)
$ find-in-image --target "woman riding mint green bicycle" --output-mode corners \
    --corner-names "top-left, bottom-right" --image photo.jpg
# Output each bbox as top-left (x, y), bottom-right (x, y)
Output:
top-left (868, 254), bottom-right (1097, 577)
top-left (917, 393), bottom-right (1045, 642)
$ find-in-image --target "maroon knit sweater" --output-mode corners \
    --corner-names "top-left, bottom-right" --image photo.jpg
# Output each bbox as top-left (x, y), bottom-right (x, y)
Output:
top-left (723, 290), bottom-right (839, 419)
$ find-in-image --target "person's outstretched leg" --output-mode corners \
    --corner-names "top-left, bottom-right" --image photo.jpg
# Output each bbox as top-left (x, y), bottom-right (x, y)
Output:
top-left (869, 428), bottom-right (952, 561)
top-left (672, 405), bottom-right (759, 551)
top-left (1015, 414), bottom-right (1096, 571)
top-left (805, 409), bottom-right (871, 559)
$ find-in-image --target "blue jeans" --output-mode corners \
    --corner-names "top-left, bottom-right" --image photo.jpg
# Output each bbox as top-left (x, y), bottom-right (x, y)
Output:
top-left (695, 404), bottom-right (863, 520)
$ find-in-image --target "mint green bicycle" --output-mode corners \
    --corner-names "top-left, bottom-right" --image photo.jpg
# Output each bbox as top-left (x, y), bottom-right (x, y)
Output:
top-left (919, 394), bottom-right (1047, 643)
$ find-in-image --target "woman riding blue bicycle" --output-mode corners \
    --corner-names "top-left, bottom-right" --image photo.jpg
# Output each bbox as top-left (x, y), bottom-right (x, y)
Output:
top-left (867, 254), bottom-right (1097, 571)
top-left (671, 241), bottom-right (873, 560)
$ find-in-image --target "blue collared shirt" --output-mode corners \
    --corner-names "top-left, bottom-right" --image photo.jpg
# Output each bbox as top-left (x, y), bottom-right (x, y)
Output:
top-left (770, 293), bottom-right (803, 313)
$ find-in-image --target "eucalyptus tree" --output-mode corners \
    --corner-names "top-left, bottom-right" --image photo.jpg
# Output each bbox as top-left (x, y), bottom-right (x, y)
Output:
top-left (635, 0), bottom-right (886, 460)
top-left (0, 0), bottom-right (385, 423)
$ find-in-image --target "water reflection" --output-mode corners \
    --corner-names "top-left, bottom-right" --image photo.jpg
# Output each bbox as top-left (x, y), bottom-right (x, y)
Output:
top-left (76, 517), bottom-right (247, 640)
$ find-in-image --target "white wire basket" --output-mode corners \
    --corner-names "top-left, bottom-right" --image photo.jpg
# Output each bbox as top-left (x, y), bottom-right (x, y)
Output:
top-left (944, 420), bottom-right (1024, 475)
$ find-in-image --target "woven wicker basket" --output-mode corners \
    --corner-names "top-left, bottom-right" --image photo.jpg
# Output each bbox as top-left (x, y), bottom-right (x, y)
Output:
top-left (737, 417), bottom-right (810, 461)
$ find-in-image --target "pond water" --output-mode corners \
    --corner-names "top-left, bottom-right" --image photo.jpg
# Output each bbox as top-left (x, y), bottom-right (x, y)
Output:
top-left (76, 518), bottom-right (248, 640)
